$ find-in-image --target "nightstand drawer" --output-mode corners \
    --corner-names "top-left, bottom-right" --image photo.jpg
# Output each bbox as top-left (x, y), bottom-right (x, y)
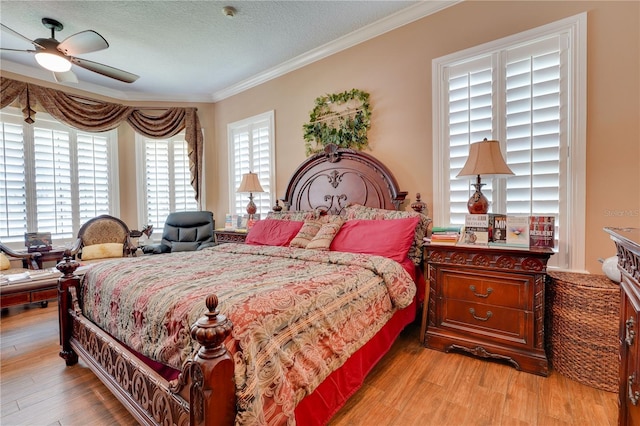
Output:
top-left (440, 299), bottom-right (529, 345)
top-left (441, 270), bottom-right (530, 310)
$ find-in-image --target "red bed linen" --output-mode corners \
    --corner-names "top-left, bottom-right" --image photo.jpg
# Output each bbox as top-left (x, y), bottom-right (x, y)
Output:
top-left (294, 299), bottom-right (417, 425)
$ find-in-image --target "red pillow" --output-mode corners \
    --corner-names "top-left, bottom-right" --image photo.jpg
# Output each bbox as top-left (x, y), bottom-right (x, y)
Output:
top-left (330, 217), bottom-right (420, 263)
top-left (245, 219), bottom-right (304, 246)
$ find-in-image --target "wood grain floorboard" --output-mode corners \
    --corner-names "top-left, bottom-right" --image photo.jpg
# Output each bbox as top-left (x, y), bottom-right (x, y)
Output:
top-left (1, 302), bottom-right (618, 426)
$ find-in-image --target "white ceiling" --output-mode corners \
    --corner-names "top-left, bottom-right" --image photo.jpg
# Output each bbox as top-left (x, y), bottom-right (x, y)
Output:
top-left (0, 1), bottom-right (456, 102)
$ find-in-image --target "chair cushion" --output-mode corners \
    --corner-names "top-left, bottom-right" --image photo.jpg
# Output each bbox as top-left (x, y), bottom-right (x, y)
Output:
top-left (81, 243), bottom-right (124, 260)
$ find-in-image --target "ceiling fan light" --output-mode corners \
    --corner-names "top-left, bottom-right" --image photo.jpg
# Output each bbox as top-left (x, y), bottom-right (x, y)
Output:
top-left (35, 52), bottom-right (72, 72)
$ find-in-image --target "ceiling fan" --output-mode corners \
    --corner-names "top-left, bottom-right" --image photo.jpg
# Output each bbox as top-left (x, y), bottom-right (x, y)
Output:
top-left (0, 17), bottom-right (139, 84)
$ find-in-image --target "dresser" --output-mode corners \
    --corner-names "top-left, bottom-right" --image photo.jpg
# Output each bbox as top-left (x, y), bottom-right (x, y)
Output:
top-left (605, 227), bottom-right (640, 426)
top-left (422, 244), bottom-right (553, 376)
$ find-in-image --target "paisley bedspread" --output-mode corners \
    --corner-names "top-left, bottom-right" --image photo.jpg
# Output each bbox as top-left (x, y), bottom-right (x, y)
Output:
top-left (80, 244), bottom-right (416, 425)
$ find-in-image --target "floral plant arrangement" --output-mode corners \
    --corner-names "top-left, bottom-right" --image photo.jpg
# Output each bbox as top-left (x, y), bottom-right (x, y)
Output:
top-left (303, 89), bottom-right (371, 156)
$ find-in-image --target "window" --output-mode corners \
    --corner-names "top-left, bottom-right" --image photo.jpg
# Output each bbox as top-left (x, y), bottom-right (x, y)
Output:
top-left (227, 111), bottom-right (275, 218)
top-left (136, 134), bottom-right (199, 233)
top-left (0, 108), bottom-right (118, 246)
top-left (433, 14), bottom-right (586, 270)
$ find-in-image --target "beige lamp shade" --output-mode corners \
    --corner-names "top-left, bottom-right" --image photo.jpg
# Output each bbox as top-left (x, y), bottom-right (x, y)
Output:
top-left (456, 139), bottom-right (514, 178)
top-left (237, 172), bottom-right (264, 194)
top-left (237, 172), bottom-right (264, 216)
top-left (457, 139), bottom-right (513, 214)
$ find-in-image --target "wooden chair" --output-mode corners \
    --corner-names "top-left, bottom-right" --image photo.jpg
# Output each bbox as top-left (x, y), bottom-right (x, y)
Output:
top-left (69, 215), bottom-right (137, 261)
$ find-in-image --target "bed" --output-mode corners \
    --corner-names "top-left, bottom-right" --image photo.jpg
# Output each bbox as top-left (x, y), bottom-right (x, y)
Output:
top-left (56, 144), bottom-right (431, 426)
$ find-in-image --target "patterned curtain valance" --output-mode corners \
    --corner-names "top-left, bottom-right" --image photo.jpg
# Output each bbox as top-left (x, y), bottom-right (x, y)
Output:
top-left (0, 77), bottom-right (203, 202)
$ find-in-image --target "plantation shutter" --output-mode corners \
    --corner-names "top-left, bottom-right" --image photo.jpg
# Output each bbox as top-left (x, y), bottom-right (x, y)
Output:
top-left (229, 112), bottom-right (273, 218)
top-left (143, 136), bottom-right (197, 232)
top-left (232, 125), bottom-right (251, 216)
top-left (0, 122), bottom-right (27, 239)
top-left (173, 140), bottom-right (198, 212)
top-left (504, 37), bottom-right (562, 221)
top-left (144, 139), bottom-right (171, 232)
top-left (444, 36), bottom-right (564, 230)
top-left (1, 108), bottom-right (118, 245)
top-left (77, 133), bottom-right (111, 225)
top-left (446, 56), bottom-right (495, 225)
top-left (33, 127), bottom-right (74, 238)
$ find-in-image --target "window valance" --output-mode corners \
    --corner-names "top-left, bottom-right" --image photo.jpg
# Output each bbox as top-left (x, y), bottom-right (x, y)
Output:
top-left (0, 77), bottom-right (203, 202)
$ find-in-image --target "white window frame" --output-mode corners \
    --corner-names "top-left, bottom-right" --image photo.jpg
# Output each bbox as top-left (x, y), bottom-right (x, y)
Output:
top-left (135, 132), bottom-right (202, 234)
top-left (432, 13), bottom-right (587, 271)
top-left (0, 107), bottom-right (119, 248)
top-left (227, 111), bottom-right (275, 218)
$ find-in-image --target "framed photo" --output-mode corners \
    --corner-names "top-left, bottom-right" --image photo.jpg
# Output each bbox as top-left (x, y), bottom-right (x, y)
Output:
top-left (239, 215), bottom-right (249, 230)
top-left (24, 232), bottom-right (53, 252)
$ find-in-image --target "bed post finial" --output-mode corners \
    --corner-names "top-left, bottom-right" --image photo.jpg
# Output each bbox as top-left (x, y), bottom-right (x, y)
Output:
top-left (190, 294), bottom-right (235, 425)
top-left (411, 193), bottom-right (427, 215)
top-left (57, 253), bottom-right (81, 366)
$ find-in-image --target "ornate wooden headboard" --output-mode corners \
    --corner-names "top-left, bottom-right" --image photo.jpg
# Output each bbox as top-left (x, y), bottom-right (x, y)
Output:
top-left (281, 144), bottom-right (408, 214)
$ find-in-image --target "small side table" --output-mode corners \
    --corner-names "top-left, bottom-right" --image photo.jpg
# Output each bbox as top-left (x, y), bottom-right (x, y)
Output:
top-left (214, 229), bottom-right (248, 244)
top-left (20, 247), bottom-right (67, 269)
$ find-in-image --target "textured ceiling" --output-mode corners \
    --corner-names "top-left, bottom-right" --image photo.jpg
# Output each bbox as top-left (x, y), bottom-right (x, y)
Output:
top-left (0, 1), bottom-right (455, 102)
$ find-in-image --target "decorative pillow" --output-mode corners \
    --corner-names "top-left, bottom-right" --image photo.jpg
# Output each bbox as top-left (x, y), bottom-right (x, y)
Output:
top-left (81, 243), bottom-right (124, 260)
top-left (0, 252), bottom-right (11, 270)
top-left (266, 210), bottom-right (319, 221)
top-left (245, 219), bottom-right (304, 246)
top-left (289, 220), bottom-right (323, 249)
top-left (306, 218), bottom-right (345, 250)
top-left (330, 218), bottom-right (420, 263)
top-left (344, 204), bottom-right (432, 265)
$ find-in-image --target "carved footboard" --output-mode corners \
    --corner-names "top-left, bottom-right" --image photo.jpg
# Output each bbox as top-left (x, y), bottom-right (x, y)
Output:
top-left (56, 257), bottom-right (236, 426)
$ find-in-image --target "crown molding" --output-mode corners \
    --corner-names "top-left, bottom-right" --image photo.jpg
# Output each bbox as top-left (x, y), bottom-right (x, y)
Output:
top-left (2, 1), bottom-right (459, 103)
top-left (212, 1), bottom-right (459, 102)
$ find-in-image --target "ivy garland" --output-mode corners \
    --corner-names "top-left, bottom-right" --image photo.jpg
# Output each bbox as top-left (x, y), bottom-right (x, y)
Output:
top-left (302, 89), bottom-right (371, 156)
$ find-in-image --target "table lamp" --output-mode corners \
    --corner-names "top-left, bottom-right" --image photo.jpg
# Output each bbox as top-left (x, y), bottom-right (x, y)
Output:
top-left (237, 172), bottom-right (264, 216)
top-left (456, 138), bottom-right (514, 214)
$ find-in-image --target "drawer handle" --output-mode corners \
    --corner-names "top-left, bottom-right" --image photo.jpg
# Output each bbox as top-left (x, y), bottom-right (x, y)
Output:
top-left (469, 285), bottom-right (493, 298)
top-left (626, 317), bottom-right (636, 346)
top-left (629, 374), bottom-right (640, 406)
top-left (469, 308), bottom-right (492, 321)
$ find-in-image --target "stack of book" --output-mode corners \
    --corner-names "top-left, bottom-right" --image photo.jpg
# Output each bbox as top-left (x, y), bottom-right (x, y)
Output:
top-left (428, 226), bottom-right (462, 245)
top-left (488, 214), bottom-right (556, 249)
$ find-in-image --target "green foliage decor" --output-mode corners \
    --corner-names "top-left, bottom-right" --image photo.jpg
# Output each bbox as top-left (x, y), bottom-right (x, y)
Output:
top-left (303, 89), bottom-right (371, 156)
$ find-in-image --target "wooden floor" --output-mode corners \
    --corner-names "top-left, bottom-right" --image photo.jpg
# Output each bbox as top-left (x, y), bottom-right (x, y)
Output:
top-left (1, 302), bottom-right (618, 426)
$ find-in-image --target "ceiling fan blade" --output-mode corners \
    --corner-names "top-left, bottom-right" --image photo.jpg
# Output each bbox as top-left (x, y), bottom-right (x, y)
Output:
top-left (0, 23), bottom-right (44, 49)
top-left (53, 70), bottom-right (78, 84)
top-left (70, 57), bottom-right (139, 83)
top-left (58, 30), bottom-right (108, 55)
top-left (0, 47), bottom-right (37, 53)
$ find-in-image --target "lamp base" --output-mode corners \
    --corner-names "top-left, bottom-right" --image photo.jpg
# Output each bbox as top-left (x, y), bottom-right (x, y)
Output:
top-left (467, 178), bottom-right (489, 214)
top-left (246, 193), bottom-right (257, 215)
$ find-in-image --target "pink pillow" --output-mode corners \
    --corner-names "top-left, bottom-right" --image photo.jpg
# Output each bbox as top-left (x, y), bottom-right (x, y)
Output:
top-left (245, 219), bottom-right (304, 246)
top-left (330, 217), bottom-right (420, 263)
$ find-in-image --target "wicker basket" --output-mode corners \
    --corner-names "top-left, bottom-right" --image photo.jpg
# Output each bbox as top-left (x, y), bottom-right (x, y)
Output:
top-left (546, 271), bottom-right (620, 392)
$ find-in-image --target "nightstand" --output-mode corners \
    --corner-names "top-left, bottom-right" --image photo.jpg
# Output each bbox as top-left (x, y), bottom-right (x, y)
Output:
top-left (214, 229), bottom-right (248, 244)
top-left (422, 244), bottom-right (553, 376)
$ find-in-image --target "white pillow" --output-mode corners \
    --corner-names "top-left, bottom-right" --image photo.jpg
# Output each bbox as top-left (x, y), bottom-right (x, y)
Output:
top-left (81, 243), bottom-right (124, 260)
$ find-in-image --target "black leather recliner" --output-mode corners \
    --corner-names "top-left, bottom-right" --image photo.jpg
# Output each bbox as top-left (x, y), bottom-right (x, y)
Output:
top-left (142, 211), bottom-right (215, 254)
